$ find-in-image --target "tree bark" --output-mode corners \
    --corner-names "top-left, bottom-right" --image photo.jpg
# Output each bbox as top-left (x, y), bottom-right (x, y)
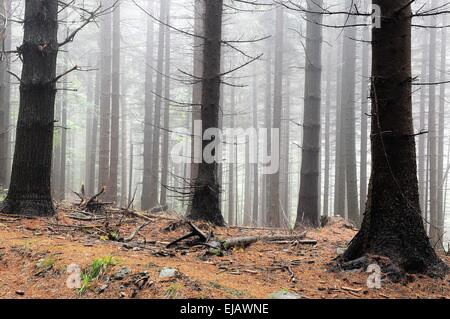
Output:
top-left (58, 47), bottom-right (68, 200)
top-left (360, 25), bottom-right (370, 217)
top-left (0, 0), bottom-right (10, 189)
top-left (342, 1), bottom-right (359, 225)
top-left (418, 29), bottom-right (428, 213)
top-left (109, 2), bottom-right (121, 204)
top-left (267, 5), bottom-right (284, 228)
top-left (251, 65), bottom-right (259, 226)
top-left (296, 0), bottom-right (323, 228)
top-left (148, 0), bottom-right (168, 209)
top-left (98, 0), bottom-right (113, 192)
top-left (427, 2), bottom-right (439, 244)
top-left (187, 0), bottom-right (225, 226)
top-left (1, 0), bottom-right (59, 216)
top-left (343, 0), bottom-right (447, 276)
top-left (160, 1), bottom-right (171, 207)
top-left (141, 0), bottom-right (155, 210)
top-left (323, 51), bottom-right (331, 216)
top-left (187, 0), bottom-right (204, 214)
top-left (436, 12), bottom-right (447, 247)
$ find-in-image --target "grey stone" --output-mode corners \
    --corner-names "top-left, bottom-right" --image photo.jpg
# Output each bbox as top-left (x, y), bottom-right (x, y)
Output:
top-left (269, 290), bottom-right (302, 299)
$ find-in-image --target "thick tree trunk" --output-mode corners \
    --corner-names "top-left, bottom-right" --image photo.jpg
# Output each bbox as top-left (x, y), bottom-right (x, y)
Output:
top-left (1, 0), bottom-right (59, 216)
top-left (141, 0), bottom-right (155, 210)
top-left (343, 0), bottom-right (447, 276)
top-left (109, 3), bottom-right (121, 204)
top-left (296, 0), bottom-right (323, 228)
top-left (187, 0), bottom-right (225, 226)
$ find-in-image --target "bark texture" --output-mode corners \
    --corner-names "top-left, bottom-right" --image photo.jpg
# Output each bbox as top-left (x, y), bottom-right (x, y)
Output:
top-left (343, 0), bottom-right (448, 276)
top-left (187, 0), bottom-right (225, 226)
top-left (1, 0), bottom-right (59, 216)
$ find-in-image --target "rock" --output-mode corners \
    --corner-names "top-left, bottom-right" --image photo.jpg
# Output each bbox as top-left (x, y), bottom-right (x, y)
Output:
top-left (159, 267), bottom-right (179, 279)
top-left (336, 247), bottom-right (346, 255)
top-left (96, 284), bottom-right (109, 294)
top-left (15, 290), bottom-right (25, 296)
top-left (269, 290), bottom-right (302, 299)
top-left (113, 267), bottom-right (130, 280)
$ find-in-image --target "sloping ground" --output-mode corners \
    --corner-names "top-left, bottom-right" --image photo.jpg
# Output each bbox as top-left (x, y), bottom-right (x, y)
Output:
top-left (0, 206), bottom-right (448, 299)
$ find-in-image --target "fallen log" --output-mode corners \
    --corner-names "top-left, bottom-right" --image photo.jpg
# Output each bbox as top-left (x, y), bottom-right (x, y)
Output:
top-left (223, 231), bottom-right (310, 249)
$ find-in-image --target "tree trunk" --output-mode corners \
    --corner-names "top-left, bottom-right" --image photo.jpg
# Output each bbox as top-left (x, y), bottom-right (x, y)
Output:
top-left (160, 1), bottom-right (171, 207)
top-left (109, 3), bottom-right (121, 204)
top-left (228, 83), bottom-right (236, 226)
top-left (427, 2), bottom-right (439, 244)
top-left (267, 5), bottom-right (284, 228)
top-left (98, 0), bottom-right (113, 192)
top-left (296, 0), bottom-right (323, 228)
top-left (88, 64), bottom-right (100, 196)
top-left (342, 0), bottom-right (359, 225)
top-left (323, 51), bottom-right (331, 216)
top-left (187, 0), bottom-right (225, 226)
top-left (262, 35), bottom-right (272, 226)
top-left (334, 38), bottom-right (345, 217)
top-left (343, 0), bottom-right (447, 276)
top-left (418, 29), bottom-right (428, 213)
top-left (188, 0), bottom-right (204, 214)
top-left (251, 66), bottom-right (259, 226)
top-left (360, 25), bottom-right (370, 217)
top-left (120, 77), bottom-right (128, 207)
top-left (85, 57), bottom-right (94, 195)
top-left (148, 0), bottom-right (168, 209)
top-left (58, 48), bottom-right (68, 200)
top-left (436, 13), bottom-right (447, 248)
top-left (1, 0), bottom-right (59, 216)
top-left (0, 0), bottom-right (10, 189)
top-left (282, 72), bottom-right (290, 226)
top-left (141, 0), bottom-right (155, 210)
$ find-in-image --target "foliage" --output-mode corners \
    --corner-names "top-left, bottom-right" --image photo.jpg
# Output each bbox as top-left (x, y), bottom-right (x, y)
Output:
top-left (79, 256), bottom-right (117, 295)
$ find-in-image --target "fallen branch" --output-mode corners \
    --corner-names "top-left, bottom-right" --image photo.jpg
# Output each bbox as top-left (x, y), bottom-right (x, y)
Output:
top-left (223, 232), bottom-right (309, 249)
top-left (166, 221), bottom-right (209, 248)
top-left (123, 222), bottom-right (151, 242)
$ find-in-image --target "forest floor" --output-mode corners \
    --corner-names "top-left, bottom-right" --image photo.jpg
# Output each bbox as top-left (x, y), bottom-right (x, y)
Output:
top-left (0, 203), bottom-right (449, 299)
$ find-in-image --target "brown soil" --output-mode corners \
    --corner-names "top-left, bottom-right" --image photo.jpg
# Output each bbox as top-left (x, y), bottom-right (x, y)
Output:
top-left (0, 204), bottom-right (448, 299)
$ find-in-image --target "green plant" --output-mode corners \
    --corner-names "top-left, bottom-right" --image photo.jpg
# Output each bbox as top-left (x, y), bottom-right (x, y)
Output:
top-left (36, 256), bottom-right (56, 271)
top-left (165, 283), bottom-right (181, 299)
top-left (79, 256), bottom-right (116, 294)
